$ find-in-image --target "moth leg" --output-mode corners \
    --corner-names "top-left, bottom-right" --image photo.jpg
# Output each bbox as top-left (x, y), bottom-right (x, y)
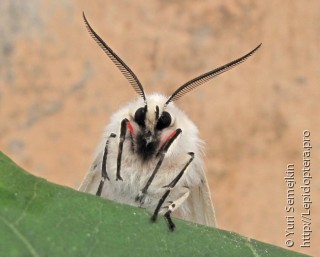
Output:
top-left (164, 188), bottom-right (190, 213)
top-left (116, 118), bottom-right (134, 181)
top-left (96, 133), bottom-right (117, 196)
top-left (151, 152), bottom-right (194, 229)
top-left (163, 189), bottom-right (190, 231)
top-left (164, 211), bottom-right (175, 231)
top-left (135, 128), bottom-right (182, 204)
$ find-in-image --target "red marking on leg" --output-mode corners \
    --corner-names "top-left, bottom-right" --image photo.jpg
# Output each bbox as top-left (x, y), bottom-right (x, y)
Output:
top-left (165, 130), bottom-right (177, 143)
top-left (126, 120), bottom-right (134, 135)
top-left (159, 130), bottom-right (177, 149)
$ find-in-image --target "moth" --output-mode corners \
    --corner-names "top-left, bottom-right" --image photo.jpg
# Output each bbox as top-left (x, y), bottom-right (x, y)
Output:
top-left (79, 13), bottom-right (261, 231)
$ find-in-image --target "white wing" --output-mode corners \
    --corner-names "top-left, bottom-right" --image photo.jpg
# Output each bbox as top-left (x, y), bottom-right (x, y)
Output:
top-left (178, 167), bottom-right (217, 227)
top-left (78, 152), bottom-right (103, 194)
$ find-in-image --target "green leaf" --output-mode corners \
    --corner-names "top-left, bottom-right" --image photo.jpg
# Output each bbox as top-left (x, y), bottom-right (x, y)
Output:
top-left (0, 152), bottom-right (310, 257)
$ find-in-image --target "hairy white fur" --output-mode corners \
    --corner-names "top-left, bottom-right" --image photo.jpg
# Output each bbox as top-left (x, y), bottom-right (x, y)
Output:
top-left (79, 93), bottom-right (216, 227)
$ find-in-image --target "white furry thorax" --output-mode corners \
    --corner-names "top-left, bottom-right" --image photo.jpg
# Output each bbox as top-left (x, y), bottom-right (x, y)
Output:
top-left (94, 93), bottom-right (205, 210)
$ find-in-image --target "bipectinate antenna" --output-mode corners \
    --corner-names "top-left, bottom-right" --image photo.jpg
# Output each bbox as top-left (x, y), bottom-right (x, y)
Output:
top-left (165, 44), bottom-right (262, 106)
top-left (83, 12), bottom-right (147, 104)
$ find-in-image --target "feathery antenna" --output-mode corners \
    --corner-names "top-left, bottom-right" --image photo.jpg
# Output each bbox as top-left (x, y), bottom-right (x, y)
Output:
top-left (165, 44), bottom-right (262, 105)
top-left (83, 12), bottom-right (146, 102)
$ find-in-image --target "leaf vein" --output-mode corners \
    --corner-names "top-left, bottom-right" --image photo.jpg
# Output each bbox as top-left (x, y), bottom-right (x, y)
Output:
top-left (14, 182), bottom-right (39, 225)
top-left (0, 216), bottom-right (40, 257)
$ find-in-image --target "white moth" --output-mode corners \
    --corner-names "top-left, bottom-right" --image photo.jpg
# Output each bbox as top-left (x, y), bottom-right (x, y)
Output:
top-left (79, 13), bottom-right (261, 231)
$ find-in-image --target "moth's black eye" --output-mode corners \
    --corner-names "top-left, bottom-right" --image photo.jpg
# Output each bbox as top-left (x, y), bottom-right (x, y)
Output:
top-left (134, 107), bottom-right (146, 127)
top-left (156, 111), bottom-right (172, 130)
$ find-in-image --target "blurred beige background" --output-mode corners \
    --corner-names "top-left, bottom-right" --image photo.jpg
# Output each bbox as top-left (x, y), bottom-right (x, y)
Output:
top-left (0, 1), bottom-right (319, 256)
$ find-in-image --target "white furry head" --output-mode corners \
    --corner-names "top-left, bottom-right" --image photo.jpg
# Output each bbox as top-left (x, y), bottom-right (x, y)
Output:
top-left (107, 93), bottom-right (200, 162)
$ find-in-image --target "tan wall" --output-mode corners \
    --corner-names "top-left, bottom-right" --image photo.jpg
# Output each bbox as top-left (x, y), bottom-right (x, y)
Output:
top-left (0, 1), bottom-right (319, 256)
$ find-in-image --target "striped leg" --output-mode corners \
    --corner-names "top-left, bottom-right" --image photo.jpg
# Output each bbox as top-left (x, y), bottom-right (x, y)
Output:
top-left (96, 133), bottom-right (116, 196)
top-left (136, 129), bottom-right (182, 204)
top-left (151, 152), bottom-right (194, 230)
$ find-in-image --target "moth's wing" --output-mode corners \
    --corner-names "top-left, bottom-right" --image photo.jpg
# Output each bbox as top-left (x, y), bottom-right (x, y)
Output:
top-left (78, 152), bottom-right (103, 194)
top-left (189, 171), bottom-right (217, 227)
top-left (179, 167), bottom-right (217, 227)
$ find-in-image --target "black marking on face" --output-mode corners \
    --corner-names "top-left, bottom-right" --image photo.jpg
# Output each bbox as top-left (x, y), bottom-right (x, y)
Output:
top-left (155, 105), bottom-right (160, 120)
top-left (136, 131), bottom-right (159, 161)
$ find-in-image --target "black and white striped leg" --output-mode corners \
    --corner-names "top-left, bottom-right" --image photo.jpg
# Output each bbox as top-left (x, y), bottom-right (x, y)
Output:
top-left (164, 211), bottom-right (175, 231)
top-left (135, 128), bottom-right (182, 204)
top-left (96, 133), bottom-right (117, 196)
top-left (162, 189), bottom-right (190, 231)
top-left (116, 118), bottom-right (129, 181)
top-left (151, 152), bottom-right (194, 229)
